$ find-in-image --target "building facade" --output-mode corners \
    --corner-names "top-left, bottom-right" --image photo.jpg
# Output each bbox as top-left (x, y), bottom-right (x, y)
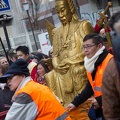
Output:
top-left (0, 0), bottom-right (120, 54)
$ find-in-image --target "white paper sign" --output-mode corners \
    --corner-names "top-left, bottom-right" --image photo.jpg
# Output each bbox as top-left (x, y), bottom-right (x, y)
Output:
top-left (38, 32), bottom-right (52, 55)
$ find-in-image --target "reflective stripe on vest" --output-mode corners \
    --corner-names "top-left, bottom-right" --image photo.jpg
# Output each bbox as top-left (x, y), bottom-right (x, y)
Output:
top-left (16, 81), bottom-right (71, 120)
top-left (87, 53), bottom-right (113, 97)
top-left (56, 112), bottom-right (68, 120)
top-left (94, 86), bottom-right (102, 92)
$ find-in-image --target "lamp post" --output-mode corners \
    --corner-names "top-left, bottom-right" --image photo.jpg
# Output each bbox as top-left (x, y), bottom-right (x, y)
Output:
top-left (22, 2), bottom-right (38, 50)
top-left (0, 14), bottom-right (12, 49)
top-left (73, 0), bottom-right (81, 19)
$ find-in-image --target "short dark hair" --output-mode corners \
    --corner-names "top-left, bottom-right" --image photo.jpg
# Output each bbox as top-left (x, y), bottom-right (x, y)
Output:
top-left (109, 11), bottom-right (120, 31)
top-left (16, 46), bottom-right (29, 55)
top-left (83, 33), bottom-right (103, 45)
top-left (103, 37), bottom-right (107, 42)
top-left (30, 55), bottom-right (40, 62)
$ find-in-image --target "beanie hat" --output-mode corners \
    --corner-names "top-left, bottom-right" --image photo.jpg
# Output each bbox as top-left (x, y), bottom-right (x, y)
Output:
top-left (0, 59), bottom-right (29, 83)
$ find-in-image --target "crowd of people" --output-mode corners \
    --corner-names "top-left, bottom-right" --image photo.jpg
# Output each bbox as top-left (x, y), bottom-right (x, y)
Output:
top-left (0, 1), bottom-right (120, 120)
top-left (0, 46), bottom-right (56, 120)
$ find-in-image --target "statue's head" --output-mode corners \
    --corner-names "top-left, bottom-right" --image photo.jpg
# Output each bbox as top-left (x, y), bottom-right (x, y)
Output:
top-left (55, 0), bottom-right (78, 26)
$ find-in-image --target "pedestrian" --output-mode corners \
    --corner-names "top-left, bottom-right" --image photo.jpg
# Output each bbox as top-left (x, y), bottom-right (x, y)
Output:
top-left (66, 33), bottom-right (113, 120)
top-left (102, 11), bottom-right (120, 119)
top-left (16, 46), bottom-right (37, 79)
top-left (0, 59), bottom-right (71, 120)
top-left (34, 61), bottom-right (50, 84)
top-left (0, 57), bottom-right (9, 66)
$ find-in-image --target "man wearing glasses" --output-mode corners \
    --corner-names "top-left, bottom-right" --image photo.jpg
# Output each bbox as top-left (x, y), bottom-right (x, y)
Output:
top-left (66, 33), bottom-right (113, 120)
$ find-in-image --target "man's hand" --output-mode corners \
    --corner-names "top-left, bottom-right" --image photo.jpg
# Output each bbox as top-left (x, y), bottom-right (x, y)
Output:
top-left (66, 103), bottom-right (76, 112)
top-left (88, 97), bottom-right (100, 109)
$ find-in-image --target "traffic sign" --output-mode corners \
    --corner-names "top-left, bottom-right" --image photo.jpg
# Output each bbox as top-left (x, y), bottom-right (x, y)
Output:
top-left (0, 0), bottom-right (11, 12)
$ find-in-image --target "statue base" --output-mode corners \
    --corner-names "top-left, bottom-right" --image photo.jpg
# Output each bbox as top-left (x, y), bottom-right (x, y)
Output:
top-left (68, 100), bottom-right (91, 120)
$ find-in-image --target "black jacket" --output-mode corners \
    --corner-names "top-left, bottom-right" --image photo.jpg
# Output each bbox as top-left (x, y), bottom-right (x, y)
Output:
top-left (0, 86), bottom-right (14, 112)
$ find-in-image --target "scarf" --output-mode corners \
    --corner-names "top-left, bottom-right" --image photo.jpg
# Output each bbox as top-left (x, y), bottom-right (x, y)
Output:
top-left (84, 46), bottom-right (105, 73)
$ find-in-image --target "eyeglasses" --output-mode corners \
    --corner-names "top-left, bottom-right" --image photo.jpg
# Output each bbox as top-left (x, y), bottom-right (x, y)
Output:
top-left (7, 75), bottom-right (15, 80)
top-left (83, 44), bottom-right (96, 50)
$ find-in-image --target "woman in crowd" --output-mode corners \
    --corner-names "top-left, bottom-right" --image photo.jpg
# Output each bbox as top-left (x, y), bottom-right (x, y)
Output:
top-left (30, 56), bottom-right (40, 64)
top-left (34, 61), bottom-right (50, 85)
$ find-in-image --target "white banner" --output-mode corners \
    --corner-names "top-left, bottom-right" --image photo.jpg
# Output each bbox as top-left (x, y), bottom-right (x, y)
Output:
top-left (38, 32), bottom-right (52, 55)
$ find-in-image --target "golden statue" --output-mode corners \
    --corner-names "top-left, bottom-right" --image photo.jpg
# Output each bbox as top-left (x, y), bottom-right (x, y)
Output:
top-left (45, 0), bottom-right (94, 119)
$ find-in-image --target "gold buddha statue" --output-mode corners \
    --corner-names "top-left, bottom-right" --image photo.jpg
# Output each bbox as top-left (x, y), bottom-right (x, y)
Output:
top-left (45, 0), bottom-right (94, 119)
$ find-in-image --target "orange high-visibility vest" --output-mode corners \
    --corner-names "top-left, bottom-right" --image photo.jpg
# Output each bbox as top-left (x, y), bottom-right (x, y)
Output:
top-left (87, 53), bottom-right (113, 97)
top-left (16, 80), bottom-right (71, 120)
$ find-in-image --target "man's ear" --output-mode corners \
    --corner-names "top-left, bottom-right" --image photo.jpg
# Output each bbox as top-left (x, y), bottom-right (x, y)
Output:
top-left (21, 75), bottom-right (26, 78)
top-left (26, 54), bottom-right (29, 58)
top-left (98, 43), bottom-right (103, 49)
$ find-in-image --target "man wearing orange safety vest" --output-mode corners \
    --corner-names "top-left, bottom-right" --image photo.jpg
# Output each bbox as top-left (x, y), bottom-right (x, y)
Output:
top-left (66, 33), bottom-right (113, 120)
top-left (0, 59), bottom-right (71, 120)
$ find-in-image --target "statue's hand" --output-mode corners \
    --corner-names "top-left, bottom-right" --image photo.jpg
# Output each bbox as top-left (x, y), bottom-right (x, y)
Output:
top-left (56, 64), bottom-right (69, 74)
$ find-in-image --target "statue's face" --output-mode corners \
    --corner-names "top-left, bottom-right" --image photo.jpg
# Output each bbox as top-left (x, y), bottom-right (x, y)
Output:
top-left (56, 4), bottom-right (72, 25)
